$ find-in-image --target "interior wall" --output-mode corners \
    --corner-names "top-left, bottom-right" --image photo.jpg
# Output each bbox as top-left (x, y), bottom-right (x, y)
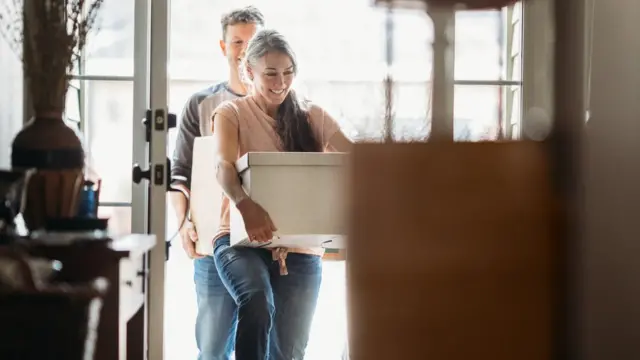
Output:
top-left (582, 1), bottom-right (640, 359)
top-left (0, 37), bottom-right (23, 168)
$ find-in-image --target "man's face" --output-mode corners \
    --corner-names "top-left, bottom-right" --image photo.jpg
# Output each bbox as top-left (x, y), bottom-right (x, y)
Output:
top-left (219, 23), bottom-right (259, 71)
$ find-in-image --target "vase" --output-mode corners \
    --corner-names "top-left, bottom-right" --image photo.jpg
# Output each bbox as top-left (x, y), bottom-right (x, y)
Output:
top-left (11, 116), bottom-right (86, 231)
top-left (11, 116), bottom-right (85, 170)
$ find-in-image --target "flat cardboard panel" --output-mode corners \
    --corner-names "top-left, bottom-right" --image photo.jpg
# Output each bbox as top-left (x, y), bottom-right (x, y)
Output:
top-left (347, 142), bottom-right (558, 360)
top-left (190, 137), bottom-right (222, 255)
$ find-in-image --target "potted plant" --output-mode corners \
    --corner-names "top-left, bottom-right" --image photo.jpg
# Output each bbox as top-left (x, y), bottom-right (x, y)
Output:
top-left (0, 0), bottom-right (104, 230)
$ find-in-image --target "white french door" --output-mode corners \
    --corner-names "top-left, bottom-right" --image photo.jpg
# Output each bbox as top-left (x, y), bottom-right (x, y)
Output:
top-left (131, 0), bottom-right (171, 359)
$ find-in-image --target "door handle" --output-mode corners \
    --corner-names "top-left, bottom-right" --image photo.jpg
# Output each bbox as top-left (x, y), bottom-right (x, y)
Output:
top-left (132, 164), bottom-right (151, 184)
top-left (142, 109), bottom-right (177, 142)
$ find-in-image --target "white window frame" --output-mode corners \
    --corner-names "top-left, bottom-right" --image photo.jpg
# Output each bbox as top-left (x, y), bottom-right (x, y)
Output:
top-left (521, 0), bottom-right (555, 139)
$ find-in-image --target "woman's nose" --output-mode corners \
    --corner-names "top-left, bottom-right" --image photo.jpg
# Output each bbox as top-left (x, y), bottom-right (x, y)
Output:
top-left (274, 74), bottom-right (285, 87)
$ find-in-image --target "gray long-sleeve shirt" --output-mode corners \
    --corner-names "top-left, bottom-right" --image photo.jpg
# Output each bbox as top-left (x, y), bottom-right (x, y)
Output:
top-left (170, 82), bottom-right (242, 190)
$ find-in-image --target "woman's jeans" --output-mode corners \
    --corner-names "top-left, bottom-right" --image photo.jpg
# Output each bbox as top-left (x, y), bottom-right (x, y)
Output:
top-left (213, 235), bottom-right (322, 360)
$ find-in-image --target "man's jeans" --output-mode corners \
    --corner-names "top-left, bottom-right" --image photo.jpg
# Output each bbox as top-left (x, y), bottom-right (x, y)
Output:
top-left (213, 235), bottom-right (322, 360)
top-left (194, 256), bottom-right (237, 360)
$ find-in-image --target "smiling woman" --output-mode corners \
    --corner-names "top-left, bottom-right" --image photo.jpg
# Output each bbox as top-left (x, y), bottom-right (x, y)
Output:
top-left (242, 31), bottom-right (322, 153)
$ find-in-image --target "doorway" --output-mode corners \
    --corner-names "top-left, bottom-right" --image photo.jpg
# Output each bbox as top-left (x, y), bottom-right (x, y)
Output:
top-left (68, 0), bottom-right (523, 358)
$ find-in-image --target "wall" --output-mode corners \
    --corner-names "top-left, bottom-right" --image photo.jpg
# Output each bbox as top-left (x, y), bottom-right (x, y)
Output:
top-left (0, 37), bottom-right (23, 168)
top-left (582, 1), bottom-right (640, 359)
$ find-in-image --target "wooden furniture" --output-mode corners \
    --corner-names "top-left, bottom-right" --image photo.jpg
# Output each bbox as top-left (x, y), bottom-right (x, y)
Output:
top-left (347, 0), bottom-right (585, 359)
top-left (347, 142), bottom-right (558, 360)
top-left (25, 234), bottom-right (155, 360)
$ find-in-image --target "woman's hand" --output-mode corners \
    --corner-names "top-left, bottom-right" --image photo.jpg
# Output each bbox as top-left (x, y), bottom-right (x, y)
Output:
top-left (236, 198), bottom-right (277, 242)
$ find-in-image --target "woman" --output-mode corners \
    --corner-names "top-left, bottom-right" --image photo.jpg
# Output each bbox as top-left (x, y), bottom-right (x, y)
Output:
top-left (210, 29), bottom-right (352, 360)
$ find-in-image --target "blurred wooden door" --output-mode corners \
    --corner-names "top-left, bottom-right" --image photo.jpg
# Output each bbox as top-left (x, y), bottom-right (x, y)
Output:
top-left (346, 142), bottom-right (559, 360)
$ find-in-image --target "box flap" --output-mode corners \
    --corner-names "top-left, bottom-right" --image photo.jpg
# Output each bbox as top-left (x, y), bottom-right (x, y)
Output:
top-left (236, 152), bottom-right (348, 173)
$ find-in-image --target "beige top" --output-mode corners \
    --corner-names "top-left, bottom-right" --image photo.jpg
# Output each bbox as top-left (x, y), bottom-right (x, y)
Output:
top-left (211, 96), bottom-right (341, 258)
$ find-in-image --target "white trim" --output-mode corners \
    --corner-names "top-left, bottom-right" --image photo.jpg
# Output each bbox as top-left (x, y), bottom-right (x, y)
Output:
top-left (132, 0), bottom-right (150, 240)
top-left (70, 74), bottom-right (135, 82)
top-left (99, 202), bottom-right (132, 207)
top-left (428, 6), bottom-right (456, 141)
top-left (521, 0), bottom-right (554, 140)
top-left (147, 0), bottom-right (170, 359)
top-left (502, 2), bottom-right (523, 140)
top-left (454, 80), bottom-right (521, 86)
top-left (132, 0), bottom-right (151, 358)
top-left (168, 78), bottom-right (522, 87)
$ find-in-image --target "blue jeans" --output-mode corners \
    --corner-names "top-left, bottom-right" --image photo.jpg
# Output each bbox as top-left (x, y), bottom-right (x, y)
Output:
top-left (194, 255), bottom-right (237, 360)
top-left (213, 235), bottom-right (322, 360)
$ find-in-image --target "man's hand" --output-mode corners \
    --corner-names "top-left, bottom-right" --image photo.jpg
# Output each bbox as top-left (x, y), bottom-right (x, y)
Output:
top-left (180, 219), bottom-right (203, 259)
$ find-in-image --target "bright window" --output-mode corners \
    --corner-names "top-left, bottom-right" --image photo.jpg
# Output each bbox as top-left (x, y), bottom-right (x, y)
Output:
top-left (0, 36), bottom-right (23, 168)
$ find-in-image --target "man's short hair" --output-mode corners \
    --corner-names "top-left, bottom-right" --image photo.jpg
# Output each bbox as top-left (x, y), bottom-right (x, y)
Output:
top-left (221, 6), bottom-right (265, 40)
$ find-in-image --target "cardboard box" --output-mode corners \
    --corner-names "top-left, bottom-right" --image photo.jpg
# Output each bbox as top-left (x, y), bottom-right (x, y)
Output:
top-left (230, 152), bottom-right (348, 250)
top-left (190, 137), bottom-right (347, 255)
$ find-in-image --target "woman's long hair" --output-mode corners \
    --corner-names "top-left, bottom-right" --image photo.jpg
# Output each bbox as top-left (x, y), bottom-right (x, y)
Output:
top-left (243, 29), bottom-right (321, 152)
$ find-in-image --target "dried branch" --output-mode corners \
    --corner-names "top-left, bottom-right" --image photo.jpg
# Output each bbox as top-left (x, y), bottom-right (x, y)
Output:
top-left (0, 0), bottom-right (104, 116)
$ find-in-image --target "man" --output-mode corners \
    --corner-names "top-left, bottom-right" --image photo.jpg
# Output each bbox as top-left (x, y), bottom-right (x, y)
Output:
top-left (170, 6), bottom-right (265, 360)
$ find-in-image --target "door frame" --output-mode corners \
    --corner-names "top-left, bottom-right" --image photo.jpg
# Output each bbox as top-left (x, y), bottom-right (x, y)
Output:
top-left (132, 0), bottom-right (171, 358)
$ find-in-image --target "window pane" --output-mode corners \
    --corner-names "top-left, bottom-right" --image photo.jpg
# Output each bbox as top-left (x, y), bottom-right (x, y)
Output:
top-left (169, 0), bottom-right (390, 82)
top-left (298, 80), bottom-right (386, 140)
top-left (0, 38), bottom-right (23, 168)
top-left (83, 0), bottom-right (134, 76)
top-left (98, 206), bottom-right (131, 236)
top-left (392, 81), bottom-right (432, 141)
top-left (84, 80), bottom-right (134, 203)
top-left (454, 85), bottom-right (522, 141)
top-left (390, 10), bottom-right (434, 82)
top-left (455, 10), bottom-right (504, 81)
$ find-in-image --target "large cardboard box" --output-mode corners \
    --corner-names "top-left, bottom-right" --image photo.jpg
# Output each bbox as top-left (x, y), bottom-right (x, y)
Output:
top-left (190, 136), bottom-right (347, 255)
top-left (230, 152), bottom-right (347, 249)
